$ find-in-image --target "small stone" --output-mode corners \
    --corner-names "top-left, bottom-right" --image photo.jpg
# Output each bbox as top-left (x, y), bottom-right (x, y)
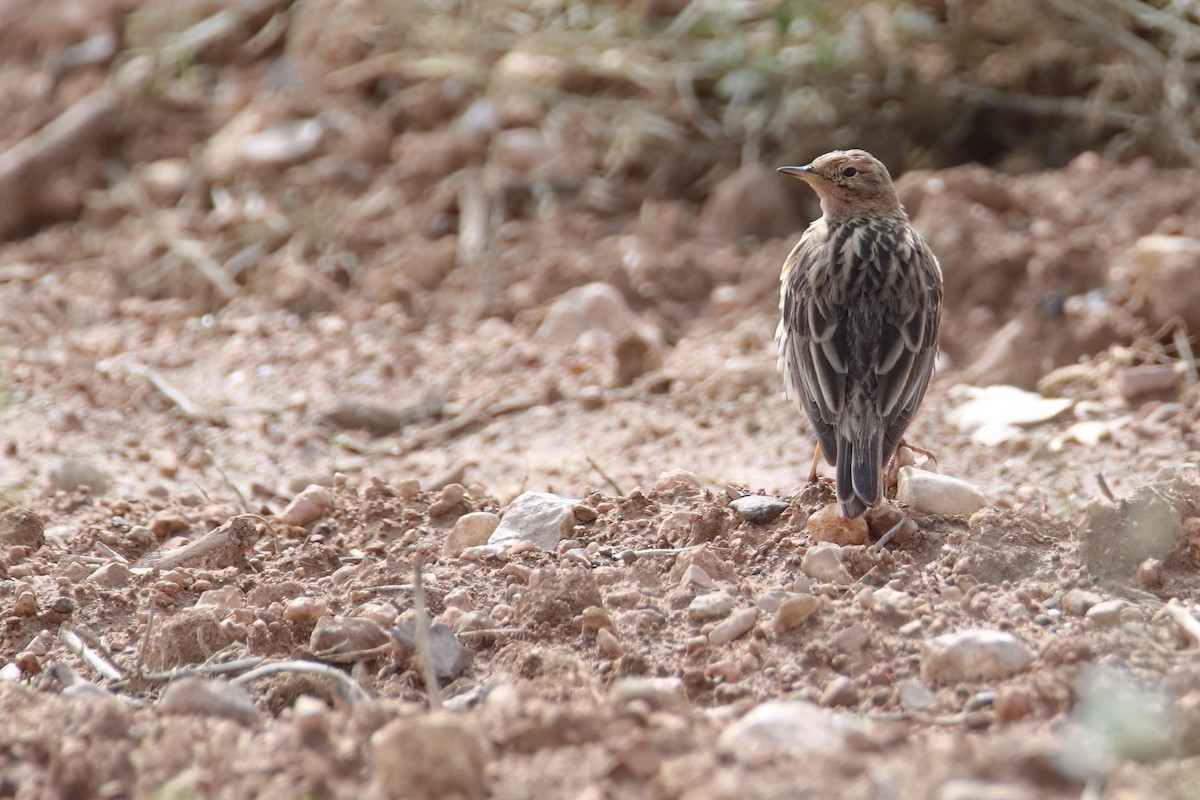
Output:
top-left (1084, 599), bottom-right (1127, 628)
top-left (391, 619), bottom-right (473, 681)
top-left (12, 592), bottom-right (37, 617)
top-left (396, 478), bottom-right (421, 501)
top-left (772, 595), bottom-right (820, 633)
top-left (718, 701), bottom-right (861, 765)
top-left (609, 677), bottom-right (689, 713)
top-left (801, 542), bottom-right (852, 585)
top-left (679, 564), bottom-right (716, 590)
top-left (158, 677), bottom-right (260, 726)
top-left (807, 503), bottom-right (868, 545)
top-left (708, 608), bottom-right (758, 645)
top-left (689, 591), bottom-right (735, 623)
top-left (1062, 588), bottom-right (1103, 616)
top-left (582, 606), bottom-right (616, 634)
top-left (921, 629), bottom-right (1033, 685)
top-left (1114, 364), bottom-right (1181, 403)
top-left (1138, 558), bottom-right (1164, 588)
top-left (820, 676), bottom-right (859, 708)
top-left (283, 597), bottom-right (329, 625)
top-left (898, 679), bottom-right (936, 712)
top-left (88, 562), bottom-right (132, 588)
top-left (452, 610), bottom-right (497, 636)
top-left (653, 469), bottom-right (701, 493)
top-left (1081, 483), bottom-right (1182, 578)
top-left (427, 483), bottom-right (466, 518)
top-left (897, 467), bottom-right (986, 516)
top-left (595, 628), bottom-right (624, 658)
top-left (730, 495), bottom-right (789, 525)
top-left (293, 694), bottom-right (329, 740)
top-left (279, 484), bottom-right (334, 527)
top-left (488, 491), bottom-right (580, 551)
top-left (871, 587), bottom-right (915, 619)
top-left (445, 512), bottom-right (501, 558)
top-left (370, 713), bottom-right (488, 800)
top-left (15, 651), bottom-right (39, 675)
top-left (310, 616), bottom-right (390, 655)
top-left (863, 504), bottom-right (918, 546)
top-left (194, 587), bottom-right (243, 617)
top-left (0, 508), bottom-right (43, 549)
top-left (993, 685), bottom-right (1033, 723)
top-left (48, 459), bottom-right (109, 494)
top-left (833, 623), bottom-right (870, 653)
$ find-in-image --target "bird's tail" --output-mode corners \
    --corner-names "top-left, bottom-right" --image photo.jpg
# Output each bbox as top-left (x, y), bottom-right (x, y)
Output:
top-left (835, 429), bottom-right (884, 518)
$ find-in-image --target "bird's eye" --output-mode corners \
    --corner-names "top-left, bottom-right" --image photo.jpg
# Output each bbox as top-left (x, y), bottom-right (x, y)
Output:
top-left (842, 167), bottom-right (858, 177)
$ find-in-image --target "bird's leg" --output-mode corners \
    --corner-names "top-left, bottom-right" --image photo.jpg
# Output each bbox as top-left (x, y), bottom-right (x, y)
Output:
top-left (899, 438), bottom-right (938, 468)
top-left (808, 443), bottom-right (835, 485)
top-left (885, 439), bottom-right (937, 495)
top-left (808, 443), bottom-right (822, 484)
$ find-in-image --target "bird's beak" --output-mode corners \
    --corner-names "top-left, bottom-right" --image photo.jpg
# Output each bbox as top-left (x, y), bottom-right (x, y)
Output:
top-left (777, 165), bottom-right (817, 181)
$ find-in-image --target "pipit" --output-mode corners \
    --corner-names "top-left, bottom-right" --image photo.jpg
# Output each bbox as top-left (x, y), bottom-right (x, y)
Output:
top-left (776, 150), bottom-right (943, 518)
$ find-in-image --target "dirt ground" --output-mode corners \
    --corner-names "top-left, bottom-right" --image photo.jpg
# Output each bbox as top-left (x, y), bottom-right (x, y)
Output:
top-left (1, 2), bottom-right (1200, 799)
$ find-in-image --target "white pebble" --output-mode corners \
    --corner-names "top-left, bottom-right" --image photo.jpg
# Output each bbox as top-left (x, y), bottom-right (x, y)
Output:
top-left (897, 467), bottom-right (986, 516)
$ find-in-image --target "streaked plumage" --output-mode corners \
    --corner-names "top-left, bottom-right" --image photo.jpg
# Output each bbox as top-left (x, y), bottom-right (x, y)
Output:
top-left (776, 150), bottom-right (943, 518)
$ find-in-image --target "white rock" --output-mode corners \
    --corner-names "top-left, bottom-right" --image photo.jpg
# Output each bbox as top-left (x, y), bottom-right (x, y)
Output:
top-left (688, 591), bottom-right (734, 622)
top-left (897, 467), bottom-right (986, 516)
top-left (488, 491), bottom-right (579, 551)
top-left (370, 713), bottom-right (489, 800)
top-left (772, 595), bottom-right (821, 633)
top-left (445, 512), bottom-right (501, 558)
top-left (939, 780), bottom-right (1035, 800)
top-left (897, 679), bottom-right (937, 711)
top-left (708, 608), bottom-right (759, 645)
top-left (88, 562), bottom-right (132, 588)
top-left (1062, 588), bottom-right (1103, 616)
top-left (534, 283), bottom-right (662, 354)
top-left (718, 701), bottom-right (863, 764)
top-left (609, 677), bottom-right (689, 712)
top-left (921, 629), bottom-right (1032, 685)
top-left (158, 678), bottom-right (260, 726)
top-left (678, 564), bottom-right (716, 590)
top-left (279, 484), bottom-right (334, 527)
top-left (871, 587), bottom-right (914, 618)
top-left (800, 542), bottom-right (852, 585)
top-left (947, 384), bottom-right (1072, 437)
top-left (1084, 599), bottom-right (1127, 628)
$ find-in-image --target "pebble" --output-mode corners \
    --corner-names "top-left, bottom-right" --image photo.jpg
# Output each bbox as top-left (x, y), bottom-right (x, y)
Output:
top-left (292, 694), bottom-right (329, 741)
top-left (391, 619), bottom-right (473, 681)
top-left (993, 685), bottom-right (1033, 723)
top-left (320, 399), bottom-right (407, 436)
top-left (871, 587), bottom-right (915, 618)
top-left (309, 616), bottom-right (389, 655)
top-left (718, 701), bottom-right (860, 765)
top-left (279, 484), bottom-right (334, 527)
top-left (832, 623), bottom-right (870, 653)
top-left (1084, 599), bottom-right (1126, 628)
top-left (452, 610), bottom-right (497, 636)
top-left (730, 495), bottom-right (789, 525)
top-left (488, 491), bottom-right (580, 551)
top-left (534, 283), bottom-right (662, 358)
top-left (771, 595), bottom-right (821, 634)
top-left (0, 508), bottom-right (43, 548)
top-left (1061, 588), bottom-right (1103, 616)
top-left (708, 608), bottom-right (758, 645)
top-left (1138, 558), bottom-right (1164, 588)
top-left (654, 469), bottom-right (702, 493)
top-left (283, 596), bottom-right (329, 625)
top-left (921, 629), bottom-right (1033, 685)
top-left (581, 605), bottom-right (616, 634)
top-left (157, 678), bottom-right (260, 726)
top-left (678, 564), bottom-right (717, 590)
top-left (898, 679), bottom-right (937, 712)
top-left (88, 562), bottom-right (132, 588)
top-left (688, 591), bottom-right (735, 623)
top-left (807, 503), bottom-right (868, 545)
top-left (596, 628), bottom-right (624, 658)
top-left (48, 459), bottom-right (109, 494)
top-left (820, 676), bottom-right (859, 707)
top-left (609, 677), bottom-right (689, 713)
top-left (897, 467), bottom-right (987, 516)
top-left (12, 592), bottom-right (37, 617)
top-left (1115, 364), bottom-right (1181, 403)
top-left (370, 713), bottom-right (488, 800)
top-left (800, 543), bottom-right (852, 585)
top-left (445, 512), bottom-right (500, 557)
top-left (427, 483), bottom-right (466, 518)
top-left (1127, 234), bottom-right (1200, 336)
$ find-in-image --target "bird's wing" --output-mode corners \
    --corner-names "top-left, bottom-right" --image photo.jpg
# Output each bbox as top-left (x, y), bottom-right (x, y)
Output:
top-left (778, 226), bottom-right (841, 460)
top-left (877, 232), bottom-right (942, 459)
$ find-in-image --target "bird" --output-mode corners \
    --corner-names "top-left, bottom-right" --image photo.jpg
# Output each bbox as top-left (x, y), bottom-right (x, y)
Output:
top-left (776, 149), bottom-right (943, 518)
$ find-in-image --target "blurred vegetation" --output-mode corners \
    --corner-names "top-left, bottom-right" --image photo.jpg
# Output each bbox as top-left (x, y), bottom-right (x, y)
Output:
top-left (277, 0), bottom-right (1200, 174)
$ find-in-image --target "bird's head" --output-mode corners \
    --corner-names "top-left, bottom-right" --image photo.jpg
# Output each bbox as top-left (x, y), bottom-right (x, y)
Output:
top-left (778, 149), bottom-right (902, 221)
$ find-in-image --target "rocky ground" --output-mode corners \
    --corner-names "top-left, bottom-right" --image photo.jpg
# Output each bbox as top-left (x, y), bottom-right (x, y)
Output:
top-left (1, 1), bottom-right (1200, 799)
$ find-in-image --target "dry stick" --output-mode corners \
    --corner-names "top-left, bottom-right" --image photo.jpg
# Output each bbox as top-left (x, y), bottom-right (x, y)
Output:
top-left (136, 515), bottom-right (261, 571)
top-left (413, 557), bottom-right (443, 711)
top-left (133, 598), bottom-right (157, 681)
top-left (232, 661), bottom-right (371, 707)
top-left (1174, 326), bottom-right (1199, 384)
top-left (59, 626), bottom-right (123, 681)
top-left (207, 449), bottom-right (253, 514)
top-left (584, 452), bottom-right (624, 496)
top-left (361, 583), bottom-right (448, 595)
top-left (1096, 472), bottom-right (1117, 503)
